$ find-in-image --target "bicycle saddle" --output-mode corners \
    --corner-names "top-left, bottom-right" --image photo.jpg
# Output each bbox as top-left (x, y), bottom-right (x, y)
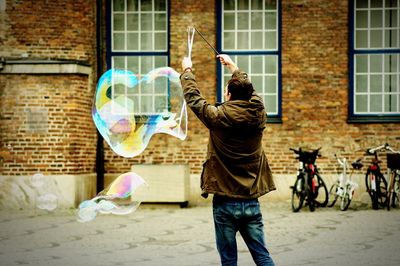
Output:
top-left (351, 159), bottom-right (363, 170)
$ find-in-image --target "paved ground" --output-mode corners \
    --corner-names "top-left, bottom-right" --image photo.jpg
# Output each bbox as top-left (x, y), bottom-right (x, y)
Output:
top-left (0, 201), bottom-right (400, 266)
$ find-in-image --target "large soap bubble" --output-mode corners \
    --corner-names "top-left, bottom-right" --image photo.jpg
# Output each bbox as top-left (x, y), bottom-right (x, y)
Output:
top-left (77, 172), bottom-right (147, 222)
top-left (93, 67), bottom-right (187, 158)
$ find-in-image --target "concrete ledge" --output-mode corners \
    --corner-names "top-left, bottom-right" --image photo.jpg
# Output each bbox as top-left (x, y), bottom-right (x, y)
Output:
top-left (0, 173), bottom-right (96, 210)
top-left (0, 59), bottom-right (92, 75)
top-left (130, 164), bottom-right (190, 205)
top-left (105, 165), bottom-right (191, 206)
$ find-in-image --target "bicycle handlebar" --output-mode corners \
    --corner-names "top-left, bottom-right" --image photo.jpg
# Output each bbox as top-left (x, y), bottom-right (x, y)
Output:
top-left (334, 154), bottom-right (363, 170)
top-left (290, 147), bottom-right (321, 154)
top-left (366, 143), bottom-right (400, 155)
top-left (385, 145), bottom-right (400, 154)
top-left (334, 154), bottom-right (347, 167)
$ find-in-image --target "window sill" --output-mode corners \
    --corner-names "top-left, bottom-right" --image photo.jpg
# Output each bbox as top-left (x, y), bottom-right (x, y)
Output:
top-left (266, 116), bottom-right (282, 124)
top-left (347, 115), bottom-right (400, 124)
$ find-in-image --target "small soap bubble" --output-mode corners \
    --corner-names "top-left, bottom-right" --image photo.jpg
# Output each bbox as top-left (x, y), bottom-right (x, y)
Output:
top-left (77, 205), bottom-right (98, 222)
top-left (31, 172), bottom-right (45, 188)
top-left (36, 193), bottom-right (58, 211)
top-left (97, 200), bottom-right (118, 214)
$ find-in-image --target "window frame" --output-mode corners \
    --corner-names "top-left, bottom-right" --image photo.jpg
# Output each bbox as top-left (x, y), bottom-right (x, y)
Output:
top-left (348, 0), bottom-right (400, 123)
top-left (216, 0), bottom-right (282, 123)
top-left (106, 0), bottom-right (171, 115)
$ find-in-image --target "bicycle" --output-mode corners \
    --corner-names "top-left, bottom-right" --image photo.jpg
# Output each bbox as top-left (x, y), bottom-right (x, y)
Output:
top-left (327, 155), bottom-right (362, 211)
top-left (364, 144), bottom-right (389, 210)
top-left (290, 147), bottom-right (328, 212)
top-left (385, 145), bottom-right (400, 211)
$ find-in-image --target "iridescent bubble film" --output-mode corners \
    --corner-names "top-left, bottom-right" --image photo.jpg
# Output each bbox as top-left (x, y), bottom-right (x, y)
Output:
top-left (77, 172), bottom-right (147, 222)
top-left (93, 67), bottom-right (187, 158)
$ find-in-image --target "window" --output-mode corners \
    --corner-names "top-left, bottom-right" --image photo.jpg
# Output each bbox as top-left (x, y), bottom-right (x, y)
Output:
top-left (350, 0), bottom-right (400, 122)
top-left (218, 0), bottom-right (281, 122)
top-left (108, 0), bottom-right (169, 115)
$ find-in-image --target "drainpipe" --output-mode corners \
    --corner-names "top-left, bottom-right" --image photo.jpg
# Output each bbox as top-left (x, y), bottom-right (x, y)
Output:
top-left (96, 0), bottom-right (105, 194)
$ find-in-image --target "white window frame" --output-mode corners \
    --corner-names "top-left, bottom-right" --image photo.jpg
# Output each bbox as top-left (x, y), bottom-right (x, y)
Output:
top-left (108, 0), bottom-right (169, 115)
top-left (350, 0), bottom-right (400, 121)
top-left (218, 0), bottom-right (281, 120)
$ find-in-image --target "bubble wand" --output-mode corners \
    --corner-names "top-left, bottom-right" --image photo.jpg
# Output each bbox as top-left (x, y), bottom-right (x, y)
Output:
top-left (187, 26), bottom-right (195, 59)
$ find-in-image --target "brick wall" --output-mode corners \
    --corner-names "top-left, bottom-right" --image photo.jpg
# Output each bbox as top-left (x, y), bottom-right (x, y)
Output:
top-left (0, 0), bottom-right (95, 61)
top-left (0, 0), bottom-right (97, 176)
top-left (0, 74), bottom-right (96, 175)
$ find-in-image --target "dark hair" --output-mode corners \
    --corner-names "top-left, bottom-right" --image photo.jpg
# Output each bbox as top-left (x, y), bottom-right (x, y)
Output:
top-left (227, 76), bottom-right (254, 101)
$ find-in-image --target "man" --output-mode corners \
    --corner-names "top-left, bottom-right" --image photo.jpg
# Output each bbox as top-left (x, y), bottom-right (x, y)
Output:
top-left (180, 54), bottom-right (276, 266)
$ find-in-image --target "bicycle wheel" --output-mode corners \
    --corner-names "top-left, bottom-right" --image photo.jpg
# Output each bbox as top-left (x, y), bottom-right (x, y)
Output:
top-left (392, 178), bottom-right (400, 208)
top-left (392, 191), bottom-right (399, 208)
top-left (327, 183), bottom-right (339, 207)
top-left (307, 189), bottom-right (315, 212)
top-left (365, 171), bottom-right (373, 197)
top-left (292, 175), bottom-right (305, 212)
top-left (314, 174), bottom-right (328, 207)
top-left (365, 171), bottom-right (379, 209)
top-left (340, 186), bottom-right (351, 211)
top-left (387, 174), bottom-right (394, 211)
top-left (387, 191), bottom-right (393, 211)
top-left (376, 172), bottom-right (388, 208)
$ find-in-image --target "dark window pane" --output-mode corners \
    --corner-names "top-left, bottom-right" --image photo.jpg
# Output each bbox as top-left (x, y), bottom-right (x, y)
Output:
top-left (113, 33), bottom-right (125, 50)
top-left (238, 32), bottom-right (249, 49)
top-left (224, 13), bottom-right (235, 30)
top-left (155, 13), bottom-right (166, 30)
top-left (141, 0), bottom-right (152, 11)
top-left (155, 0), bottom-right (166, 11)
top-left (141, 96), bottom-right (153, 113)
top-left (237, 12), bottom-right (249, 30)
top-left (356, 75), bottom-right (368, 92)
top-left (154, 32), bottom-right (166, 50)
top-left (127, 14), bottom-right (139, 30)
top-left (140, 33), bottom-right (152, 50)
top-left (114, 14), bottom-right (125, 31)
top-left (356, 0), bottom-right (368, 8)
top-left (224, 32), bottom-right (235, 49)
top-left (127, 0), bottom-right (138, 11)
top-left (251, 12), bottom-right (263, 29)
top-left (127, 57), bottom-right (139, 73)
top-left (370, 94), bottom-right (383, 112)
top-left (113, 0), bottom-right (124, 11)
top-left (141, 13), bottom-right (153, 31)
top-left (238, 0), bottom-right (249, 10)
top-left (224, 0), bottom-right (235, 10)
top-left (251, 32), bottom-right (263, 49)
top-left (355, 95), bottom-right (368, 112)
top-left (265, 0), bottom-right (277, 10)
top-left (265, 76), bottom-right (277, 93)
top-left (251, 0), bottom-right (263, 10)
top-left (127, 33), bottom-right (139, 50)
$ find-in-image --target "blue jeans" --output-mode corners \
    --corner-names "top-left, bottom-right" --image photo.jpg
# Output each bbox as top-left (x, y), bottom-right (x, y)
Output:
top-left (213, 196), bottom-right (275, 266)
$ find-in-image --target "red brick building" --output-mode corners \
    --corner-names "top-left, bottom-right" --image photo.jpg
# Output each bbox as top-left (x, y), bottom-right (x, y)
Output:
top-left (0, 0), bottom-right (399, 208)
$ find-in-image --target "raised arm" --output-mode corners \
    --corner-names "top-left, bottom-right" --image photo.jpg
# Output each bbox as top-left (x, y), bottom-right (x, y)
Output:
top-left (217, 54), bottom-right (264, 106)
top-left (217, 54), bottom-right (238, 73)
top-left (180, 57), bottom-right (219, 129)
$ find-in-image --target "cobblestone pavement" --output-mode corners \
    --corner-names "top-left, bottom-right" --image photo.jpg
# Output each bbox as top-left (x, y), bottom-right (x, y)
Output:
top-left (0, 202), bottom-right (399, 266)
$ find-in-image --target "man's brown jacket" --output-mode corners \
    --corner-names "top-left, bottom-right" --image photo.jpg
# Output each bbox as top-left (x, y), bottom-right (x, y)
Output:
top-left (180, 70), bottom-right (276, 199)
